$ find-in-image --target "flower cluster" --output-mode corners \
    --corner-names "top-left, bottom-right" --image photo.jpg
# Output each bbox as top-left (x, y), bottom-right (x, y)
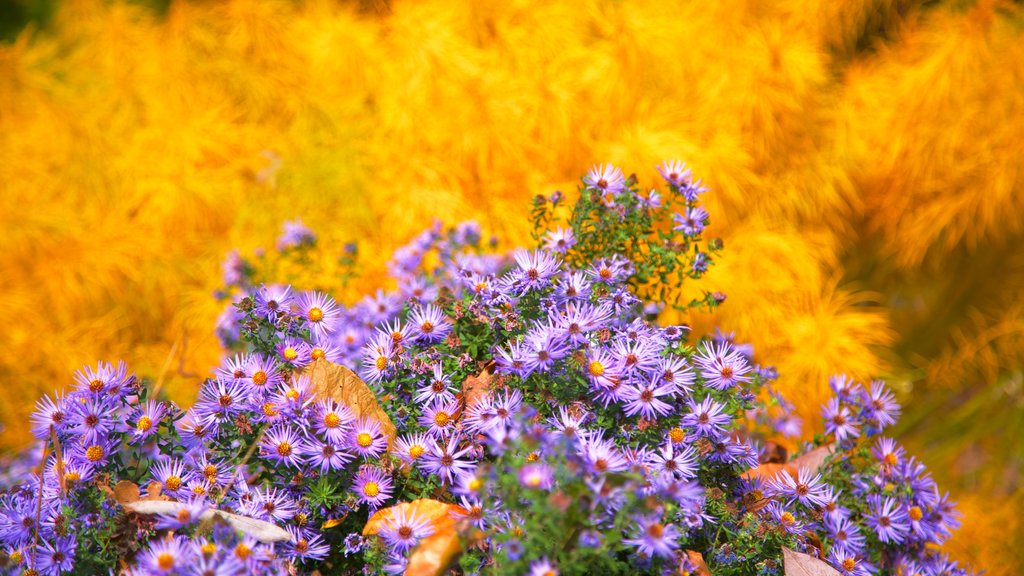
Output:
top-left (0, 163), bottom-right (973, 576)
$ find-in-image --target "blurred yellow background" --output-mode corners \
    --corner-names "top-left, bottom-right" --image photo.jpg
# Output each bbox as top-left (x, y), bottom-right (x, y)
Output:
top-left (0, 0), bottom-right (1022, 572)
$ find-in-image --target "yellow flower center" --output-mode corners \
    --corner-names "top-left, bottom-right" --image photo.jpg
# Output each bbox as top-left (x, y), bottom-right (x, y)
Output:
top-left (136, 416), bottom-right (152, 432)
top-left (64, 471), bottom-right (81, 483)
top-left (192, 485), bottom-right (206, 496)
top-left (283, 347), bottom-right (298, 361)
top-left (263, 402), bottom-right (279, 417)
top-left (375, 356), bottom-right (388, 370)
top-left (286, 388), bottom-right (300, 401)
top-left (357, 433), bottom-right (373, 447)
top-left (842, 558), bottom-right (856, 571)
top-left (234, 544), bottom-right (250, 559)
top-left (177, 509), bottom-right (192, 523)
top-left (203, 464), bottom-right (218, 481)
top-left (10, 550), bottom-right (23, 564)
top-left (433, 411), bottom-right (450, 427)
top-left (311, 348), bottom-right (325, 360)
top-left (421, 321), bottom-right (434, 332)
top-left (588, 360), bottom-right (605, 376)
top-left (669, 427), bottom-right (685, 443)
top-left (884, 453), bottom-right (898, 466)
top-left (526, 452), bottom-right (539, 462)
top-left (308, 307), bottom-right (324, 322)
top-left (409, 445), bottom-right (425, 459)
top-left (324, 412), bottom-right (341, 428)
top-left (201, 542), bottom-right (217, 556)
top-left (363, 481), bottom-right (379, 497)
top-left (165, 476), bottom-right (182, 491)
top-left (468, 477), bottom-right (483, 491)
top-left (908, 506), bottom-right (923, 521)
top-left (277, 442), bottom-right (292, 457)
top-left (157, 552), bottom-right (175, 570)
top-left (89, 379), bottom-right (104, 393)
top-left (85, 446), bottom-right (104, 462)
top-left (780, 512), bottom-right (795, 525)
top-left (647, 523), bottom-right (664, 538)
top-left (252, 370), bottom-right (267, 385)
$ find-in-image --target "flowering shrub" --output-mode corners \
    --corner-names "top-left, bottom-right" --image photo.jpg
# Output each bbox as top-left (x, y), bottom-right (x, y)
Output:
top-left (0, 164), bottom-right (971, 576)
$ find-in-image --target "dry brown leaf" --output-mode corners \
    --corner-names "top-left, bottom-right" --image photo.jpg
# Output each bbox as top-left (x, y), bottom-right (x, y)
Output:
top-left (741, 462), bottom-right (796, 481)
top-left (304, 359), bottom-right (397, 446)
top-left (364, 499), bottom-right (467, 576)
top-left (789, 445), bottom-right (835, 473)
top-left (682, 550), bottom-right (713, 575)
top-left (123, 501), bottom-right (290, 543)
top-left (782, 547), bottom-right (841, 576)
top-left (462, 366), bottom-right (493, 407)
top-left (113, 480), bottom-right (141, 504)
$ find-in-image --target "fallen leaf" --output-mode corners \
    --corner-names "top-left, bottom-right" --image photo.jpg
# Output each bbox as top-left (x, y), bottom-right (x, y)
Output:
top-left (462, 366), bottom-right (493, 407)
top-left (789, 445), bottom-right (835, 474)
top-left (113, 480), bottom-right (141, 504)
top-left (123, 501), bottom-right (290, 543)
top-left (760, 441), bottom-right (789, 464)
top-left (303, 359), bottom-right (397, 446)
top-left (741, 462), bottom-right (796, 482)
top-left (364, 499), bottom-right (468, 576)
top-left (321, 515), bottom-right (348, 530)
top-left (782, 547), bottom-right (841, 576)
top-left (682, 550), bottom-right (712, 575)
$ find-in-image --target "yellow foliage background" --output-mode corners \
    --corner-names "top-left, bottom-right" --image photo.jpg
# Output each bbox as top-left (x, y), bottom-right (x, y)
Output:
top-left (1, 0), bottom-right (1022, 571)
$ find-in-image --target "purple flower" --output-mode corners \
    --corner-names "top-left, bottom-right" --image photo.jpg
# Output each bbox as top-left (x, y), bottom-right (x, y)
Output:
top-left (554, 271), bottom-right (592, 302)
top-left (652, 356), bottom-right (694, 395)
top-left (72, 360), bottom-right (130, 397)
top-left (139, 536), bottom-right (192, 574)
top-left (672, 206), bottom-right (709, 236)
top-left (155, 499), bottom-right (210, 530)
top-left (150, 458), bottom-right (194, 497)
top-left (195, 379), bottom-right (250, 422)
top-left (694, 342), bottom-right (753, 390)
top-left (349, 417), bottom-right (388, 459)
top-left (410, 304), bottom-right (451, 344)
top-left (282, 527), bottom-right (330, 563)
top-left (767, 468), bottom-right (830, 509)
top-left (277, 337), bottom-right (312, 368)
top-left (419, 398), bottom-right (460, 438)
top-left (260, 425), bottom-right (307, 469)
top-left (621, 381), bottom-right (676, 420)
top-left (822, 398), bottom-right (860, 443)
top-left (361, 332), bottom-right (396, 384)
top-left (527, 558), bottom-right (559, 576)
top-left (68, 395), bottom-right (116, 446)
top-left (623, 514), bottom-right (679, 559)
top-left (864, 495), bottom-right (911, 543)
top-left (861, 380), bottom-right (901, 429)
top-left (578, 432), bottom-right (628, 475)
top-left (828, 545), bottom-right (875, 576)
top-left (354, 465), bottom-right (393, 510)
top-left (651, 442), bottom-right (698, 480)
top-left (36, 536), bottom-right (76, 575)
top-left (30, 392), bottom-right (67, 439)
top-left (825, 515), bottom-right (866, 554)
top-left (657, 160), bottom-right (692, 187)
top-left (542, 227), bottom-right (576, 253)
top-left (395, 432), bottom-right (432, 467)
top-left (518, 463), bottom-right (554, 490)
top-left (312, 399), bottom-right (354, 443)
top-left (421, 434), bottom-right (475, 486)
top-left (872, 437), bottom-right (905, 472)
top-left (547, 405), bottom-right (588, 441)
top-left (557, 303), bottom-right (612, 345)
top-left (512, 249), bottom-right (561, 291)
top-left (583, 164), bottom-right (627, 196)
top-left (300, 290), bottom-right (341, 339)
top-left (307, 437), bottom-right (353, 474)
top-left (380, 506), bottom-right (435, 554)
top-left (246, 486), bottom-right (299, 522)
top-left (681, 396), bottom-right (731, 440)
top-left (253, 284), bottom-right (293, 322)
top-left (415, 363), bottom-right (456, 405)
top-left (277, 218), bottom-right (316, 250)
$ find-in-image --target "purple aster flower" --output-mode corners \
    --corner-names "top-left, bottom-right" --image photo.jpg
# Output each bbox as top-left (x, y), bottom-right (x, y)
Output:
top-left (139, 536), bottom-right (193, 574)
top-left (543, 227), bottom-right (576, 253)
top-left (342, 533), bottom-right (364, 556)
top-left (767, 468), bottom-right (830, 509)
top-left (527, 558), bottom-right (559, 576)
top-left (554, 271), bottom-right (592, 302)
top-left (130, 400), bottom-right (166, 443)
top-left (522, 323), bottom-right (570, 376)
top-left (621, 381), bottom-right (676, 420)
top-left (861, 380), bottom-right (901, 429)
top-left (72, 360), bottom-right (130, 397)
top-left (829, 375), bottom-right (863, 404)
top-left (282, 527), bottom-right (330, 563)
top-left (277, 218), bottom-right (316, 250)
top-left (253, 284), bottom-right (293, 322)
top-left (421, 434), bottom-right (475, 486)
top-left (395, 432), bottom-right (432, 467)
top-left (872, 437), bottom-right (905, 473)
top-left (299, 290), bottom-right (340, 339)
top-left (244, 354), bottom-right (283, 394)
top-left (765, 501), bottom-right (804, 535)
top-left (462, 396), bottom-right (499, 435)
top-left (414, 363), bottom-right (457, 405)
top-left (656, 160), bottom-right (693, 189)
top-left (651, 442), bottom-right (698, 480)
top-left (547, 405), bottom-right (588, 441)
top-left (187, 452), bottom-right (232, 487)
top-left (828, 546), bottom-right (874, 576)
top-left (583, 164), bottom-right (626, 196)
top-left (308, 335), bottom-right (344, 364)
top-left (277, 337), bottom-right (312, 368)
top-left (822, 398), bottom-right (860, 443)
top-left (378, 318), bottom-right (414, 348)
top-left (246, 486), bottom-right (299, 522)
top-left (195, 379), bottom-right (250, 422)
top-left (272, 376), bottom-right (316, 415)
top-left (652, 355), bottom-right (694, 395)
top-left (681, 396), bottom-right (731, 440)
top-left (380, 506), bottom-right (435, 554)
top-left (490, 389), bottom-right (523, 430)
top-left (150, 458), bottom-right (194, 497)
top-left (493, 340), bottom-right (528, 377)
top-left (68, 394), bottom-right (116, 446)
top-left (176, 409), bottom-right (215, 450)
top-left (312, 399), bottom-right (355, 443)
top-left (694, 342), bottom-right (753, 390)
top-left (410, 304), bottom-right (451, 344)
top-left (583, 348), bottom-right (624, 400)
top-left (518, 463), bottom-right (554, 490)
top-left (623, 514), bottom-right (680, 559)
top-left (353, 466), bottom-right (393, 510)
top-left (672, 206), bottom-right (709, 236)
top-left (155, 499), bottom-right (210, 530)
top-left (349, 417), bottom-right (388, 459)
top-left (825, 514), bottom-right (866, 555)
top-left (30, 392), bottom-right (67, 439)
top-left (611, 337), bottom-right (659, 378)
top-left (864, 495), bottom-right (911, 543)
top-left (36, 536), bottom-right (76, 574)
top-left (578, 432), bottom-right (628, 475)
top-left (419, 398), bottom-right (460, 438)
top-left (260, 425), bottom-right (307, 469)
top-left (401, 276), bottom-right (439, 305)
top-left (361, 332), bottom-right (396, 384)
top-left (307, 437), bottom-right (353, 474)
top-left (512, 249), bottom-right (561, 291)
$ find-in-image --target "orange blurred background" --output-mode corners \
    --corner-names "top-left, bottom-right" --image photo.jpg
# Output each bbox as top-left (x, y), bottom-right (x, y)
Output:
top-left (0, 0), bottom-right (1022, 572)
